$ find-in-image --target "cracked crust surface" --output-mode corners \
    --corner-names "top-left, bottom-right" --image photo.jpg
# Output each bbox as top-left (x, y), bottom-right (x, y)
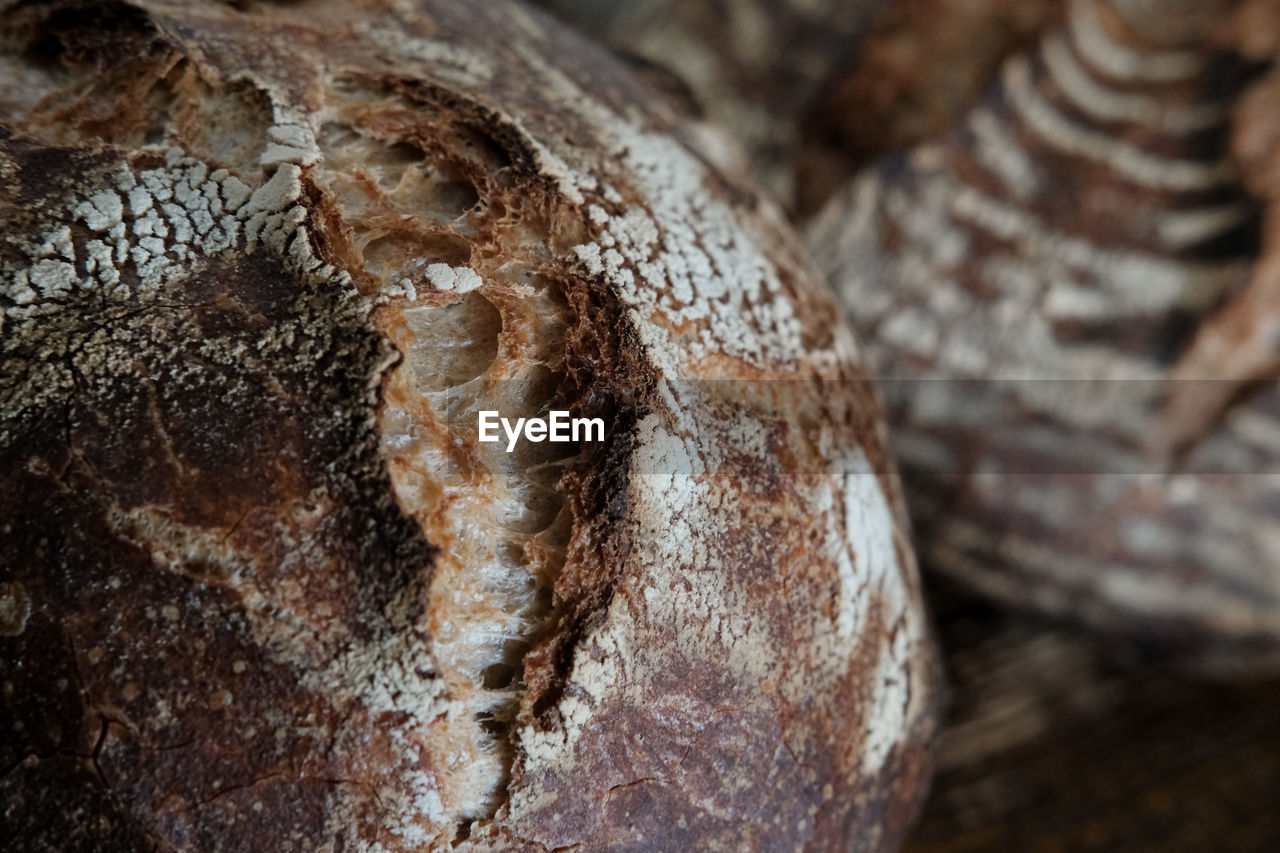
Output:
top-left (0, 0), bottom-right (940, 850)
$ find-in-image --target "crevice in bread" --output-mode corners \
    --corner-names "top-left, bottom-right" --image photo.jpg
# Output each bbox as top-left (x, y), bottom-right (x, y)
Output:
top-left (307, 81), bottom-right (610, 821)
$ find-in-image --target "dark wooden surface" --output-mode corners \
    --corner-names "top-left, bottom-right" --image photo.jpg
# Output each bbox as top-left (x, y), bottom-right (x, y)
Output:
top-left (906, 577), bottom-right (1280, 853)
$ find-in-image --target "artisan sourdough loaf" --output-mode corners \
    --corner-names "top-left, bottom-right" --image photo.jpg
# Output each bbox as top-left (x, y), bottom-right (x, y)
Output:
top-left (809, 0), bottom-right (1280, 667)
top-left (0, 0), bottom-right (940, 849)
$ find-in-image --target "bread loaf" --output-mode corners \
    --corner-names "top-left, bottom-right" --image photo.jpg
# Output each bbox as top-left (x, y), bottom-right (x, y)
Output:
top-left (808, 0), bottom-right (1280, 667)
top-left (0, 0), bottom-right (940, 849)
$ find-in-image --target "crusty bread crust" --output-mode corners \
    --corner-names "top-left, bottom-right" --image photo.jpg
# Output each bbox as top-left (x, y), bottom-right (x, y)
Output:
top-left (0, 1), bottom-right (940, 849)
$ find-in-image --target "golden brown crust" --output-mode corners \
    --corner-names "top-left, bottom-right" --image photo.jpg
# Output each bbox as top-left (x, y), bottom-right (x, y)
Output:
top-left (0, 1), bottom-right (941, 849)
